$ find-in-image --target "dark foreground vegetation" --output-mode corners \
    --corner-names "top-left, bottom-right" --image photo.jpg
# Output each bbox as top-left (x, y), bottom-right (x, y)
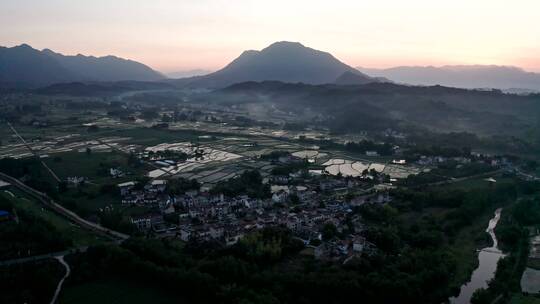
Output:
top-left (42, 179), bottom-right (534, 304)
top-left (1, 156), bottom-right (538, 303)
top-left (0, 259), bottom-right (64, 303)
top-left (63, 229), bottom-right (457, 304)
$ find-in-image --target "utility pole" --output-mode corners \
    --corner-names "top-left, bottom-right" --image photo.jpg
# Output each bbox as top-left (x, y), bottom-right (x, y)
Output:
top-left (7, 122), bottom-right (61, 183)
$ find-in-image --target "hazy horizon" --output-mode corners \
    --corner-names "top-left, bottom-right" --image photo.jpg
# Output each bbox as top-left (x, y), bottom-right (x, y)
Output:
top-left (1, 0), bottom-right (539, 73)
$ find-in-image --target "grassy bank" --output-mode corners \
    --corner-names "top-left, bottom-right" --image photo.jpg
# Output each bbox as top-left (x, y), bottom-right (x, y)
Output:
top-left (1, 191), bottom-right (106, 247)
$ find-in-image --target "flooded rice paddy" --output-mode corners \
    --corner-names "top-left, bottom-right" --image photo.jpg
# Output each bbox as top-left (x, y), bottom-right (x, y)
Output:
top-left (321, 158), bottom-right (418, 179)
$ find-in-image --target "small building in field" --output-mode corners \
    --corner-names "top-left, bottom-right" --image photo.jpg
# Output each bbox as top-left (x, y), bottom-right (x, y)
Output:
top-left (365, 151), bottom-right (379, 157)
top-left (118, 181), bottom-right (137, 196)
top-left (130, 215), bottom-right (151, 231)
top-left (0, 210), bottom-right (13, 222)
top-left (0, 180), bottom-right (11, 189)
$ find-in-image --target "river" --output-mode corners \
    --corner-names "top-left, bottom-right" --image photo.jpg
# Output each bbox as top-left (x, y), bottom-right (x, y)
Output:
top-left (449, 208), bottom-right (505, 304)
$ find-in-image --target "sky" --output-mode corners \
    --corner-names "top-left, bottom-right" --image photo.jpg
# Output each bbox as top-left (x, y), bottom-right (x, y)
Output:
top-left (1, 0), bottom-right (539, 73)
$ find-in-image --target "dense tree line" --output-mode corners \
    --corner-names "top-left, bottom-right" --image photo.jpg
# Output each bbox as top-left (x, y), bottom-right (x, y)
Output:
top-left (60, 222), bottom-right (463, 304)
top-left (167, 177), bottom-right (201, 195)
top-left (0, 157), bottom-right (60, 196)
top-left (397, 162), bottom-right (493, 187)
top-left (403, 145), bottom-right (471, 159)
top-left (211, 170), bottom-right (270, 199)
top-left (0, 259), bottom-right (64, 304)
top-left (271, 160), bottom-right (309, 176)
top-left (344, 140), bottom-right (393, 156)
top-left (0, 157), bottom-right (42, 179)
top-left (259, 150), bottom-right (290, 160)
top-left (98, 208), bottom-right (136, 235)
top-left (391, 180), bottom-right (519, 235)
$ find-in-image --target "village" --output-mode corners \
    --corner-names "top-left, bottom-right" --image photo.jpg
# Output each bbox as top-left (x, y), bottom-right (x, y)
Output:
top-left (120, 170), bottom-right (385, 260)
top-left (112, 147), bottom-right (510, 261)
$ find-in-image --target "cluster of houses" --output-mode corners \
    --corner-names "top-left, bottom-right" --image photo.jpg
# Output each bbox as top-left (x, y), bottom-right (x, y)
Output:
top-left (172, 192), bottom-right (382, 258)
top-left (117, 172), bottom-right (391, 260)
top-left (66, 176), bottom-right (86, 186)
top-left (415, 154), bottom-right (511, 168)
top-left (314, 235), bottom-right (377, 261)
top-left (416, 155), bottom-right (471, 166)
top-left (118, 180), bottom-right (168, 205)
top-left (66, 167), bottom-right (127, 187)
top-left (109, 168), bottom-right (125, 178)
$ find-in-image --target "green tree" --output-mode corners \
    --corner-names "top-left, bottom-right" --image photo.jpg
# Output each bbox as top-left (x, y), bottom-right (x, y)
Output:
top-left (321, 223), bottom-right (337, 241)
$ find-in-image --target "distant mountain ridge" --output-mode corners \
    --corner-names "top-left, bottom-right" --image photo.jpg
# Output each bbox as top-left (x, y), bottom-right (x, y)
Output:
top-left (173, 41), bottom-right (380, 88)
top-left (358, 65), bottom-right (540, 91)
top-left (166, 69), bottom-right (213, 79)
top-left (0, 44), bottom-right (164, 88)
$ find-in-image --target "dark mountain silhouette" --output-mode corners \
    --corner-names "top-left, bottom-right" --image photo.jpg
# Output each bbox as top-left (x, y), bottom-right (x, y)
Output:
top-left (0, 44), bottom-right (164, 88)
top-left (173, 41), bottom-right (378, 88)
top-left (0, 44), bottom-right (77, 88)
top-left (334, 71), bottom-right (387, 85)
top-left (358, 65), bottom-right (540, 91)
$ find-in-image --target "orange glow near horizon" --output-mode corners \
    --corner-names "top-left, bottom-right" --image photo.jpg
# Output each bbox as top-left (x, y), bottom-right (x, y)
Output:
top-left (1, 0), bottom-right (539, 73)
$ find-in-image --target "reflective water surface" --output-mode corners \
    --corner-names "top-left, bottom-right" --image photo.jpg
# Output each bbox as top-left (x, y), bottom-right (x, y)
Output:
top-left (449, 208), bottom-right (505, 304)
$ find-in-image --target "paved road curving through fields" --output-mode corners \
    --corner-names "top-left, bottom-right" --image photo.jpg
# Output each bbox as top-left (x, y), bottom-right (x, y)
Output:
top-left (0, 172), bottom-right (129, 241)
top-left (50, 255), bottom-right (70, 304)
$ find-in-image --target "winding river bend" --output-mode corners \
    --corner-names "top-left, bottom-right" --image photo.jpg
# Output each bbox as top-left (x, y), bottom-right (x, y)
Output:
top-left (450, 208), bottom-right (505, 304)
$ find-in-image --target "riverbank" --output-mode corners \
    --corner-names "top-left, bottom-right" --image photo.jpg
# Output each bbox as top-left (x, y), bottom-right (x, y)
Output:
top-left (448, 210), bottom-right (496, 290)
top-left (450, 208), bottom-right (505, 304)
top-left (468, 197), bottom-right (538, 303)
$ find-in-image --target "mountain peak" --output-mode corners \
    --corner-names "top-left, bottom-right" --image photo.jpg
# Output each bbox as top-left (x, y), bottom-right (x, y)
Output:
top-left (175, 41), bottom-right (375, 88)
top-left (17, 43), bottom-right (33, 49)
top-left (261, 41), bottom-right (316, 56)
top-left (41, 48), bottom-right (56, 55)
top-left (264, 41), bottom-right (305, 50)
top-left (13, 43), bottom-right (35, 51)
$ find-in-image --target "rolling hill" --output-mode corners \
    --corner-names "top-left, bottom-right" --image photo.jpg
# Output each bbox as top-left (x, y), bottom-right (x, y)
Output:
top-left (212, 81), bottom-right (540, 140)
